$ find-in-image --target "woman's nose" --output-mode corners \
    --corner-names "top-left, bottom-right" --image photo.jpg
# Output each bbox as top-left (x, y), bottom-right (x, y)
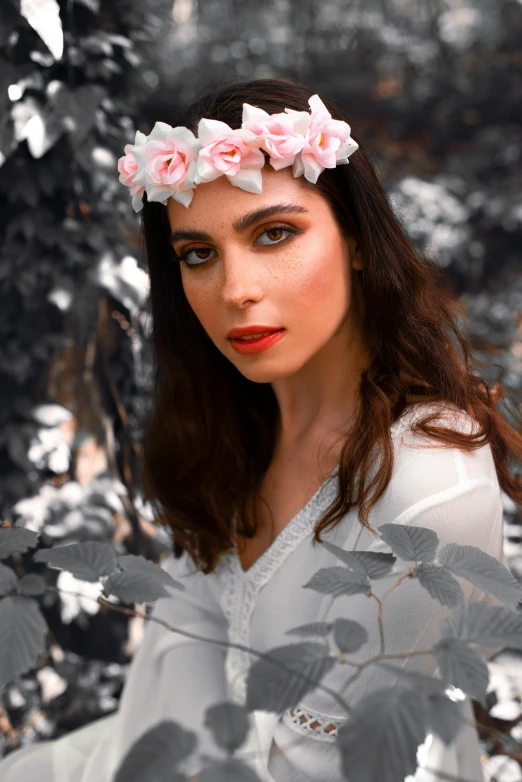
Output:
top-left (220, 256), bottom-right (264, 309)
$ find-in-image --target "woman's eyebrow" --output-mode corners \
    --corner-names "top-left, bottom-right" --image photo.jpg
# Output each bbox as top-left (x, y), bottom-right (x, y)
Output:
top-left (169, 202), bottom-right (309, 245)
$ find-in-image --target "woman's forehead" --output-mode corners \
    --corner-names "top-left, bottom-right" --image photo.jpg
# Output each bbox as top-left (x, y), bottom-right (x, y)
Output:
top-left (167, 169), bottom-right (324, 232)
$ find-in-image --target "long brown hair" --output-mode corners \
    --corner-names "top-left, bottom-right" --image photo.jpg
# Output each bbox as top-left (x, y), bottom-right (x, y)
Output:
top-left (139, 77), bottom-right (522, 574)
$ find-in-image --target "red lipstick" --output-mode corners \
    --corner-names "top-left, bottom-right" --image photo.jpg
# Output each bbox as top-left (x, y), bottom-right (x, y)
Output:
top-left (227, 325), bottom-right (286, 355)
top-left (227, 325), bottom-right (282, 339)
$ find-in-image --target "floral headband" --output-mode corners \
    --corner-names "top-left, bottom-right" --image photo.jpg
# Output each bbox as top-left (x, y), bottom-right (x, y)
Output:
top-left (117, 94), bottom-right (359, 212)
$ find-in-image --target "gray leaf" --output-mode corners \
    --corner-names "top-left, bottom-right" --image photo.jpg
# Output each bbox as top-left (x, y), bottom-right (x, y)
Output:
top-left (348, 551), bottom-right (396, 579)
top-left (113, 720), bottom-right (197, 782)
top-left (374, 661), bottom-right (448, 696)
top-left (365, 664), bottom-right (465, 748)
top-left (336, 687), bottom-right (428, 782)
top-left (413, 563), bottom-right (465, 607)
top-left (441, 602), bottom-right (522, 648)
top-left (104, 555), bottom-right (185, 603)
top-left (319, 541), bottom-right (368, 575)
top-left (333, 618), bottom-right (369, 653)
top-left (0, 563), bottom-right (17, 597)
top-left (0, 527), bottom-right (39, 560)
top-left (17, 573), bottom-right (46, 597)
top-left (439, 543), bottom-right (522, 607)
top-left (0, 596), bottom-right (48, 692)
top-left (303, 566), bottom-right (371, 597)
top-left (203, 702), bottom-right (250, 753)
top-left (321, 541), bottom-right (396, 579)
top-left (246, 642), bottom-right (336, 713)
top-left (200, 758), bottom-right (263, 782)
top-left (103, 570), bottom-right (167, 603)
top-left (285, 621), bottom-right (333, 638)
top-left (33, 541), bottom-right (118, 582)
top-left (379, 523), bottom-right (439, 562)
top-left (425, 691), bottom-right (464, 747)
top-left (432, 637), bottom-right (490, 706)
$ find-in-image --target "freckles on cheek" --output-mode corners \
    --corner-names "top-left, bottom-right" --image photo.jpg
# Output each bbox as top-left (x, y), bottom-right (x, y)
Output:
top-left (286, 240), bottom-right (350, 316)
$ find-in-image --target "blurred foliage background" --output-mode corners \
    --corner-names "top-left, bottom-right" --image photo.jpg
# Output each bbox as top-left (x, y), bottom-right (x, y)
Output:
top-left (0, 0), bottom-right (521, 776)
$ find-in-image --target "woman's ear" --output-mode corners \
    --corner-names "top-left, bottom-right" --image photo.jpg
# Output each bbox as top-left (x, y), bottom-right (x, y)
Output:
top-left (345, 236), bottom-right (364, 272)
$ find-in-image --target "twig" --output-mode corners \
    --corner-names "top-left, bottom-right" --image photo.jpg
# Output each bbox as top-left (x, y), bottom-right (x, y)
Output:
top-left (49, 587), bottom-right (353, 716)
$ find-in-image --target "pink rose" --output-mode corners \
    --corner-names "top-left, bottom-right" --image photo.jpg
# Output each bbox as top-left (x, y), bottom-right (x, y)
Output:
top-left (196, 119), bottom-right (266, 194)
top-left (295, 95), bottom-right (359, 184)
top-left (117, 130), bottom-right (148, 212)
top-left (241, 106), bottom-right (309, 172)
top-left (118, 94), bottom-right (359, 211)
top-left (132, 122), bottom-right (199, 209)
top-left (118, 144), bottom-right (143, 191)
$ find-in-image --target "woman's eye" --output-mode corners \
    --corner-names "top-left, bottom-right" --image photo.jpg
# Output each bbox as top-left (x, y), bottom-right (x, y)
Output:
top-left (178, 247), bottom-right (216, 266)
top-left (255, 225), bottom-right (291, 245)
top-left (177, 224), bottom-right (298, 268)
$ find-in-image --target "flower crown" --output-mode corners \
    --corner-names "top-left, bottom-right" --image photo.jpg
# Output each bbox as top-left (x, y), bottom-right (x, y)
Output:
top-left (117, 93), bottom-right (359, 212)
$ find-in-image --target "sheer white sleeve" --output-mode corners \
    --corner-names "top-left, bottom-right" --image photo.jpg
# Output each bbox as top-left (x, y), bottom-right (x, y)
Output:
top-left (268, 410), bottom-right (504, 782)
top-left (0, 549), bottom-right (230, 782)
top-left (99, 548), bottom-right (230, 779)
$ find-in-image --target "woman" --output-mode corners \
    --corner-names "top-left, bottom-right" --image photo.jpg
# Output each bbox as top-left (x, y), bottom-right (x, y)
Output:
top-left (1, 77), bottom-right (521, 782)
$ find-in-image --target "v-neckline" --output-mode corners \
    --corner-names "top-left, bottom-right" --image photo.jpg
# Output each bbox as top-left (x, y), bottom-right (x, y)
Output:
top-left (233, 463), bottom-right (339, 578)
top-left (229, 401), bottom-right (438, 580)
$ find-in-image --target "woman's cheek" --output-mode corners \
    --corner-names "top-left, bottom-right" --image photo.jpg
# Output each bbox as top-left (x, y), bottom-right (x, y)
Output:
top-left (282, 239), bottom-right (350, 318)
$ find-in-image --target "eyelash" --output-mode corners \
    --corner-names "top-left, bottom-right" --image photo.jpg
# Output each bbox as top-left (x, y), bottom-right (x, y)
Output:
top-left (175, 223), bottom-right (301, 268)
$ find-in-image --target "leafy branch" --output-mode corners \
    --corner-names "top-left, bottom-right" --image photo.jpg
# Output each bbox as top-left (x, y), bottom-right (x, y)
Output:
top-left (1, 520), bottom-right (522, 781)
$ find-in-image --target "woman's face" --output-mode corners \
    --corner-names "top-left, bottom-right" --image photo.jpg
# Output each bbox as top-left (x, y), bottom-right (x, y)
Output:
top-left (166, 166), bottom-right (365, 385)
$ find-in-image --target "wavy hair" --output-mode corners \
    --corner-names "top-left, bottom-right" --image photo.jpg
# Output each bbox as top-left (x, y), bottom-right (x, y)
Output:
top-left (138, 77), bottom-right (522, 574)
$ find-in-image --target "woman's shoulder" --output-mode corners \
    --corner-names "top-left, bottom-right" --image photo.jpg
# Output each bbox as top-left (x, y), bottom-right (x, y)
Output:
top-left (390, 399), bottom-right (481, 441)
top-left (390, 400), bottom-right (494, 471)
top-left (378, 399), bottom-right (499, 518)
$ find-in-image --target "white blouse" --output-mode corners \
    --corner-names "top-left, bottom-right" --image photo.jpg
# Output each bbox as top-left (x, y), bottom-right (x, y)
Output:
top-left (0, 401), bottom-right (506, 782)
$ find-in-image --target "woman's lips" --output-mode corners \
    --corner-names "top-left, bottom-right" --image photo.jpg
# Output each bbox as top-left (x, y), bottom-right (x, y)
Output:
top-left (229, 328), bottom-right (286, 355)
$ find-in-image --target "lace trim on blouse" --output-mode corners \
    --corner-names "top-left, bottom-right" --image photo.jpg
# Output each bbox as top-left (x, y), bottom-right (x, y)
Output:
top-left (219, 402), bottom-right (448, 706)
top-left (282, 706), bottom-right (344, 741)
top-left (220, 480), bottom-right (336, 705)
